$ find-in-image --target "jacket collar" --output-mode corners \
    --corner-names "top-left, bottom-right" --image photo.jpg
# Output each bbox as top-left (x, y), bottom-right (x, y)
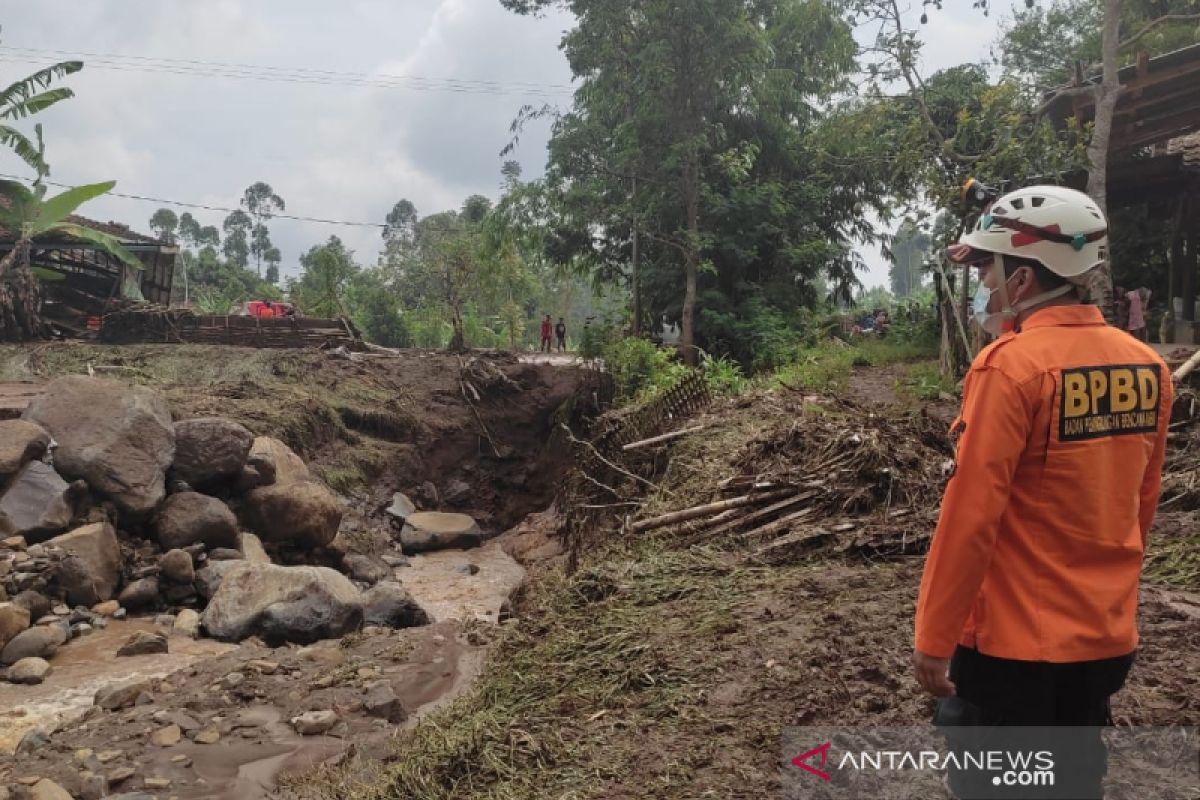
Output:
top-left (1018, 304), bottom-right (1105, 331)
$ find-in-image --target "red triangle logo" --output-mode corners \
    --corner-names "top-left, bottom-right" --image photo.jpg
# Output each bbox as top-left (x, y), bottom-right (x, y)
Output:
top-left (791, 741), bottom-right (832, 781)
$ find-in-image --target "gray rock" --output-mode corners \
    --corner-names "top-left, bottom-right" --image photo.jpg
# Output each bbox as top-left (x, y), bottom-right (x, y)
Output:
top-left (343, 553), bottom-right (391, 585)
top-left (154, 614), bottom-right (176, 628)
top-left (201, 563), bottom-right (363, 644)
top-left (208, 548), bottom-right (244, 561)
top-left (159, 549), bottom-right (195, 583)
top-left (0, 460), bottom-right (89, 543)
top-left (46, 522), bottom-right (122, 607)
top-left (381, 554), bottom-right (409, 568)
top-left (172, 608), bottom-right (201, 638)
top-left (385, 492), bottom-right (416, 521)
top-left (442, 478), bottom-right (472, 505)
top-left (71, 622), bottom-right (94, 637)
top-left (79, 772), bottom-right (106, 800)
top-left (359, 581), bottom-right (430, 629)
top-left (363, 681), bottom-right (406, 723)
top-left (0, 602), bottom-right (31, 652)
top-left (400, 512), bottom-right (482, 554)
top-left (23, 376), bottom-right (175, 516)
top-left (290, 709), bottom-right (337, 735)
top-left (0, 419), bottom-right (50, 481)
top-left (7, 656), bottom-right (52, 684)
top-left (156, 492), bottom-right (240, 552)
top-left (163, 583), bottom-right (197, 603)
top-left (116, 630), bottom-right (168, 657)
top-left (456, 563), bottom-right (480, 576)
top-left (117, 577), bottom-right (160, 612)
top-left (241, 532), bottom-right (271, 564)
top-left (1, 623), bottom-right (66, 665)
top-left (16, 727), bottom-right (50, 753)
top-left (10, 590), bottom-right (50, 623)
top-left (171, 417), bottom-right (254, 488)
top-left (194, 559), bottom-right (243, 600)
top-left (243, 481), bottom-right (342, 550)
top-left (94, 677), bottom-right (153, 710)
top-left (247, 436), bottom-right (302, 486)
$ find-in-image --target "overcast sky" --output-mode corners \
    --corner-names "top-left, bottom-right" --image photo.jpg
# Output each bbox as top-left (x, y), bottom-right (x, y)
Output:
top-left (0, 0), bottom-right (1020, 289)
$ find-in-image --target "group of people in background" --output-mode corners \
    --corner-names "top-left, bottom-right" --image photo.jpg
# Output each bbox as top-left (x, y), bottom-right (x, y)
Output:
top-left (540, 314), bottom-right (568, 353)
top-left (852, 308), bottom-right (892, 337)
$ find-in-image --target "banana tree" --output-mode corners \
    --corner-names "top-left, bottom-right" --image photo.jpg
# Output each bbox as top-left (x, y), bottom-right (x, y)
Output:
top-left (0, 60), bottom-right (83, 176)
top-left (0, 179), bottom-right (143, 341)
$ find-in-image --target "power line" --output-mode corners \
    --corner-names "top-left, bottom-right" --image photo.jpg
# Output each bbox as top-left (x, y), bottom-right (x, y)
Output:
top-left (0, 46), bottom-right (575, 97)
top-left (0, 173), bottom-right (386, 229)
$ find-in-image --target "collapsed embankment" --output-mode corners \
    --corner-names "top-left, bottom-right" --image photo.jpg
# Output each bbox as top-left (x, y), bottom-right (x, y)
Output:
top-left (303, 369), bottom-right (1200, 800)
top-left (0, 344), bottom-right (604, 799)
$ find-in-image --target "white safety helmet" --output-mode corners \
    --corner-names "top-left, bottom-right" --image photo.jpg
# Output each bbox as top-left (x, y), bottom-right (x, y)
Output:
top-left (953, 185), bottom-right (1108, 278)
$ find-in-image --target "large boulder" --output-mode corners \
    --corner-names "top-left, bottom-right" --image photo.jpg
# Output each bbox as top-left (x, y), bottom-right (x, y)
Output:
top-left (248, 437), bottom-right (306, 486)
top-left (243, 481), bottom-right (341, 550)
top-left (201, 563), bottom-right (363, 644)
top-left (0, 602), bottom-right (31, 652)
top-left (156, 492), bottom-right (239, 551)
top-left (23, 376), bottom-right (175, 516)
top-left (0, 419), bottom-right (50, 482)
top-left (45, 522), bottom-right (121, 607)
top-left (0, 461), bottom-right (89, 543)
top-left (360, 582), bottom-right (430, 628)
top-left (1, 623), bottom-right (66, 665)
top-left (171, 418), bottom-right (254, 489)
top-left (400, 512), bottom-right (483, 554)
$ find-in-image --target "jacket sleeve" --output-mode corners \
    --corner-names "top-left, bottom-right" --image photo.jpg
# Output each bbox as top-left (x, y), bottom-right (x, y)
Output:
top-left (915, 364), bottom-right (1032, 658)
top-left (1138, 367), bottom-right (1173, 548)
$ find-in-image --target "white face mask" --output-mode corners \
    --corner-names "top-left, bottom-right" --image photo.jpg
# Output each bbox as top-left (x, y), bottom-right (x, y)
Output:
top-left (972, 265), bottom-right (1073, 336)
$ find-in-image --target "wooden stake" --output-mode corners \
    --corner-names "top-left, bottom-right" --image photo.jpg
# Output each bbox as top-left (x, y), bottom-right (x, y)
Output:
top-left (621, 425), bottom-right (707, 451)
top-left (631, 489), bottom-right (794, 533)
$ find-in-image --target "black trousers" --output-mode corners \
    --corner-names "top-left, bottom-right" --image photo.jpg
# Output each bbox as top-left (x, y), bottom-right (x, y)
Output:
top-left (934, 646), bottom-right (1135, 800)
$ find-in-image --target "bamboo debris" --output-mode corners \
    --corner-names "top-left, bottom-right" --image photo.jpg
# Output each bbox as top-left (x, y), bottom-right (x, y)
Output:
top-left (631, 488), bottom-right (793, 533)
top-left (622, 425), bottom-right (707, 451)
top-left (738, 507), bottom-right (815, 541)
top-left (701, 492), bottom-right (816, 538)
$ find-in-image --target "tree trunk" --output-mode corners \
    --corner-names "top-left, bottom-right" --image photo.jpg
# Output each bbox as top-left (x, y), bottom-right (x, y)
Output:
top-left (0, 241), bottom-right (43, 342)
top-left (681, 161), bottom-right (699, 367)
top-left (631, 176), bottom-right (641, 337)
top-left (1084, 0), bottom-right (1122, 323)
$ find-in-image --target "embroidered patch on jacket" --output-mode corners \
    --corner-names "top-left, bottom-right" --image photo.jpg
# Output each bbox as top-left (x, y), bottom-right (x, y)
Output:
top-left (1059, 364), bottom-right (1160, 442)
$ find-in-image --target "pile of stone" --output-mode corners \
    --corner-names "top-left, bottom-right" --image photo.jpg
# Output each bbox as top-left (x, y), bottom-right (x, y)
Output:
top-left (0, 376), bottom-right (431, 685)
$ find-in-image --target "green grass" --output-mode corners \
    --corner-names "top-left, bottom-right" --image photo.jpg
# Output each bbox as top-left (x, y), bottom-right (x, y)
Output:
top-left (894, 362), bottom-right (960, 403)
top-left (764, 337), bottom-right (938, 394)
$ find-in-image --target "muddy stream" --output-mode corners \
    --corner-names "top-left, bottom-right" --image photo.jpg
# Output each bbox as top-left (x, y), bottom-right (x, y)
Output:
top-left (0, 541), bottom-right (525, 798)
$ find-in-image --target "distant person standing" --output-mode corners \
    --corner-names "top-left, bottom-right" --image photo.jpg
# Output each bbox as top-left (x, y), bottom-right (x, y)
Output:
top-left (1126, 287), bottom-right (1147, 341)
top-left (555, 317), bottom-right (567, 352)
top-left (540, 314), bottom-right (553, 353)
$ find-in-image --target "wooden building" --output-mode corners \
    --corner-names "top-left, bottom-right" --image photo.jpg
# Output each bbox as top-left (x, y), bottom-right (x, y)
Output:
top-left (1044, 44), bottom-right (1200, 342)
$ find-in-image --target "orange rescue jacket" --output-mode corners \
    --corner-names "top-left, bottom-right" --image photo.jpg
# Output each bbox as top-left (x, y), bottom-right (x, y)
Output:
top-left (915, 304), bottom-right (1172, 663)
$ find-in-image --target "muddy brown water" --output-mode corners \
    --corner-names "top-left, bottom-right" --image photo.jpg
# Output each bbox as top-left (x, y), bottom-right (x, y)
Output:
top-left (0, 542), bottom-right (522, 797)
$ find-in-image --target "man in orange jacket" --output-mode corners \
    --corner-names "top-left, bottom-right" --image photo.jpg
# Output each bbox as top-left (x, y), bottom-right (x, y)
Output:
top-left (912, 186), bottom-right (1172, 798)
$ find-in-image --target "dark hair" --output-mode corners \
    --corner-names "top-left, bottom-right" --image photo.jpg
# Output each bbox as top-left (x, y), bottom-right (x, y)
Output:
top-left (1002, 255), bottom-right (1068, 290)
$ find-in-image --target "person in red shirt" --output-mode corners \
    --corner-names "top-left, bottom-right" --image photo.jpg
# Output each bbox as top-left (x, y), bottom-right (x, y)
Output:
top-left (540, 314), bottom-right (553, 353)
top-left (914, 186), bottom-right (1171, 799)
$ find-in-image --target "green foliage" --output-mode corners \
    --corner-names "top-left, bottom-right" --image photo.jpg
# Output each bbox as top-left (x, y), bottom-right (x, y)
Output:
top-left (602, 336), bottom-right (688, 403)
top-left (896, 361), bottom-right (959, 402)
top-left (148, 208), bottom-right (178, 243)
top-left (700, 351), bottom-right (747, 396)
top-left (769, 338), bottom-right (937, 394)
top-left (0, 59), bottom-right (81, 176)
top-left (293, 236), bottom-right (356, 318)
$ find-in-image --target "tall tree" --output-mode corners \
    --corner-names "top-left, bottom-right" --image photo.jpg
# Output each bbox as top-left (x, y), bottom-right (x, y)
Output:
top-left (504, 0), bottom-right (860, 366)
top-left (148, 208), bottom-right (179, 243)
top-left (294, 236), bottom-right (357, 318)
top-left (240, 182), bottom-right (285, 276)
top-left (264, 246), bottom-right (282, 285)
top-left (222, 210), bottom-right (252, 270)
top-left (888, 221), bottom-right (931, 298)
